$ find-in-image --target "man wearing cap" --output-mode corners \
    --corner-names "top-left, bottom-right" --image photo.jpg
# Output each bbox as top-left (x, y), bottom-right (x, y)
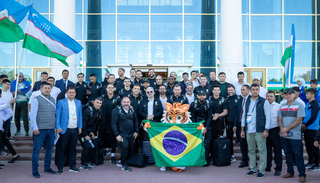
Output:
top-left (253, 77), bottom-right (267, 99)
top-left (278, 88), bottom-right (306, 182)
top-left (292, 86), bottom-right (306, 108)
top-left (11, 72), bottom-right (32, 136)
top-left (189, 91), bottom-right (212, 166)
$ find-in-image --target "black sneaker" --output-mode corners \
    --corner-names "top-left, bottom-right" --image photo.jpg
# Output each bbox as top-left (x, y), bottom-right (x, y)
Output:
top-left (309, 165), bottom-right (320, 171)
top-left (122, 164), bottom-right (132, 172)
top-left (265, 168), bottom-right (271, 172)
top-left (8, 155), bottom-right (20, 163)
top-left (25, 132), bottom-right (29, 136)
top-left (44, 168), bottom-right (57, 174)
top-left (305, 163), bottom-right (314, 169)
top-left (274, 170), bottom-right (281, 176)
top-left (69, 166), bottom-right (80, 172)
top-left (80, 164), bottom-right (91, 170)
top-left (57, 169), bottom-right (63, 175)
top-left (0, 164), bottom-right (5, 167)
top-left (32, 171), bottom-right (41, 178)
top-left (110, 157), bottom-right (116, 164)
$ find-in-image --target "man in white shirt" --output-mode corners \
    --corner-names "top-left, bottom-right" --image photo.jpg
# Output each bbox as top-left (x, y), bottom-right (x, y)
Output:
top-left (265, 91), bottom-right (282, 176)
top-left (185, 84), bottom-right (194, 105)
top-left (253, 77), bottom-right (267, 99)
top-left (234, 71), bottom-right (251, 96)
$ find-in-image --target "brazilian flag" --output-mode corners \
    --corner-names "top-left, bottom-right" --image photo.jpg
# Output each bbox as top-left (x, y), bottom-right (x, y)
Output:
top-left (147, 121), bottom-right (206, 167)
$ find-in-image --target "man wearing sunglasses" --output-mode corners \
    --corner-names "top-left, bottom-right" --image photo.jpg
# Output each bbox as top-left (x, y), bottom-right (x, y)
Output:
top-left (75, 73), bottom-right (90, 105)
top-left (139, 87), bottom-right (163, 141)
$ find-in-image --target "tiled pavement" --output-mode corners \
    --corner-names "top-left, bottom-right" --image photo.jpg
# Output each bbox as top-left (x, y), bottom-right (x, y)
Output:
top-left (0, 160), bottom-right (319, 183)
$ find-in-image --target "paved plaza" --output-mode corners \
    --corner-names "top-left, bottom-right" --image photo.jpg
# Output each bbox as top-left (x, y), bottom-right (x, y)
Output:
top-left (1, 160), bottom-right (319, 183)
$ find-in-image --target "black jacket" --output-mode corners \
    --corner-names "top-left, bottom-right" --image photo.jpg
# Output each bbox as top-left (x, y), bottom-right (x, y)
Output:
top-left (75, 82), bottom-right (89, 105)
top-left (128, 93), bottom-right (144, 121)
top-left (208, 80), bottom-right (220, 87)
top-left (145, 78), bottom-right (156, 88)
top-left (111, 107), bottom-right (139, 137)
top-left (81, 106), bottom-right (101, 136)
top-left (101, 94), bottom-right (121, 130)
top-left (226, 94), bottom-right (242, 127)
top-left (139, 97), bottom-right (164, 122)
top-left (189, 99), bottom-right (212, 128)
top-left (87, 82), bottom-right (102, 102)
top-left (32, 81), bottom-right (42, 92)
top-left (167, 94), bottom-right (189, 105)
top-left (118, 88), bottom-right (132, 98)
top-left (244, 95), bottom-right (267, 133)
top-left (193, 84), bottom-right (212, 98)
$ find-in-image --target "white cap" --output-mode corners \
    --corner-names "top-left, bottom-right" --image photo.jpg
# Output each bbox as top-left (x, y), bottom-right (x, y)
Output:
top-left (253, 77), bottom-right (260, 81)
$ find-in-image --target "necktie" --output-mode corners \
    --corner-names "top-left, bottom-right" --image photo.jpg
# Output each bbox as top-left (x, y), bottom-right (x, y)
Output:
top-left (240, 98), bottom-right (246, 122)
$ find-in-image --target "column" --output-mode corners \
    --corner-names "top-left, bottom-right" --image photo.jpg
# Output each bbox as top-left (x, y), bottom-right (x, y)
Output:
top-left (219, 0), bottom-right (243, 84)
top-left (52, 0), bottom-right (77, 83)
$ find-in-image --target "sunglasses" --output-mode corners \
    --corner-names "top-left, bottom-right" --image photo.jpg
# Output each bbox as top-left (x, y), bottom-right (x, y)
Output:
top-left (147, 91), bottom-right (153, 94)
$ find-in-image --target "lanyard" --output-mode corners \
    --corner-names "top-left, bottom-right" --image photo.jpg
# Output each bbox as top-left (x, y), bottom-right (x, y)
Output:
top-left (250, 99), bottom-right (258, 114)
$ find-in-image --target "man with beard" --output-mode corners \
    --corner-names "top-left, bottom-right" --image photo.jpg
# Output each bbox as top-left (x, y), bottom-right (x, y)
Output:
top-left (167, 84), bottom-right (189, 105)
top-left (218, 72), bottom-right (231, 98)
top-left (141, 80), bottom-right (150, 98)
top-left (145, 69), bottom-right (156, 88)
top-left (100, 84), bottom-right (121, 163)
top-left (118, 78), bottom-right (132, 99)
top-left (100, 74), bottom-right (117, 96)
top-left (128, 84), bottom-right (144, 153)
top-left (185, 83), bottom-right (195, 105)
top-left (166, 76), bottom-right (175, 97)
top-left (194, 74), bottom-right (211, 98)
top-left (208, 70), bottom-right (219, 87)
top-left (158, 85), bottom-right (167, 111)
top-left (133, 70), bottom-right (144, 90)
top-left (111, 97), bottom-right (139, 172)
top-left (87, 74), bottom-right (102, 105)
top-left (115, 68), bottom-right (129, 89)
top-left (154, 75), bottom-right (164, 96)
top-left (189, 91), bottom-right (212, 166)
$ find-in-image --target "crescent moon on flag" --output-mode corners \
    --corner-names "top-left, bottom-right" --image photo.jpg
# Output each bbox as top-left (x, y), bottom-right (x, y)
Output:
top-left (32, 14), bottom-right (38, 19)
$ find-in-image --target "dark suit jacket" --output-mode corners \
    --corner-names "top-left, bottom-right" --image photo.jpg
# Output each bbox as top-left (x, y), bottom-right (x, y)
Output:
top-left (32, 81), bottom-right (42, 92)
top-left (139, 97), bottom-right (164, 122)
top-left (55, 79), bottom-right (74, 92)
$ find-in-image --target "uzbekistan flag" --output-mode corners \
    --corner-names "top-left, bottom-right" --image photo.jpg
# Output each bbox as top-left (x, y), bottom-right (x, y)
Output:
top-left (281, 24), bottom-right (295, 89)
top-left (146, 121), bottom-right (206, 167)
top-left (22, 7), bottom-right (83, 67)
top-left (0, 0), bottom-right (29, 42)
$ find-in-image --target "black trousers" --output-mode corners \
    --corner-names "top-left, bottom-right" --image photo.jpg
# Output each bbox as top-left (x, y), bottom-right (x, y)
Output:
top-left (14, 102), bottom-right (29, 132)
top-left (56, 128), bottom-right (78, 169)
top-left (120, 135), bottom-right (134, 165)
top-left (226, 122), bottom-right (235, 156)
top-left (239, 132), bottom-right (249, 164)
top-left (78, 136), bottom-right (95, 165)
top-left (0, 130), bottom-right (17, 156)
top-left (99, 129), bottom-right (117, 153)
top-left (304, 129), bottom-right (319, 166)
top-left (266, 127), bottom-right (283, 171)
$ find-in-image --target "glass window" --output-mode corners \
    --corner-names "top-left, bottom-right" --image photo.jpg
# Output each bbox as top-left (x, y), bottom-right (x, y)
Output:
top-left (117, 42), bottom-right (149, 64)
top-left (151, 0), bottom-right (182, 13)
top-left (318, 16), bottom-right (320, 40)
top-left (151, 15), bottom-right (182, 40)
top-left (18, 42), bottom-right (49, 67)
top-left (217, 0), bottom-right (249, 14)
top-left (0, 68), bottom-right (15, 81)
top-left (184, 41), bottom-right (216, 67)
top-left (84, 15), bottom-right (115, 40)
top-left (251, 16), bottom-right (282, 40)
top-left (76, 15), bottom-right (82, 40)
top-left (0, 43), bottom-right (15, 67)
top-left (293, 42), bottom-right (315, 67)
top-left (293, 69), bottom-right (315, 82)
top-left (85, 0), bottom-right (115, 13)
top-left (117, 0), bottom-right (148, 13)
top-left (184, 0), bottom-right (215, 13)
top-left (83, 68), bottom-right (110, 82)
top-left (242, 15), bottom-right (249, 40)
top-left (51, 0), bottom-right (82, 13)
top-left (316, 43), bottom-right (320, 66)
top-left (251, 42), bottom-right (282, 67)
top-left (284, 16), bottom-right (315, 40)
top-left (251, 0), bottom-right (281, 14)
top-left (268, 69), bottom-right (282, 83)
top-left (151, 42), bottom-right (182, 64)
top-left (117, 15), bottom-right (149, 40)
top-left (284, 0), bottom-right (314, 14)
top-left (19, 0), bottom-right (49, 13)
top-left (184, 15), bottom-right (215, 40)
top-left (243, 42), bottom-right (249, 67)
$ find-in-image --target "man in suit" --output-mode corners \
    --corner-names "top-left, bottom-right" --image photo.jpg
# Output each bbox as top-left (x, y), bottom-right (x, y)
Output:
top-left (33, 71), bottom-right (48, 92)
top-left (55, 85), bottom-right (82, 174)
top-left (139, 86), bottom-right (163, 141)
top-left (55, 70), bottom-right (74, 92)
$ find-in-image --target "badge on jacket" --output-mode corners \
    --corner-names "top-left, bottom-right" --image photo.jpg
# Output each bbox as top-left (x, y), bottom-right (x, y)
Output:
top-left (96, 86), bottom-right (99, 89)
top-left (206, 89), bottom-right (209, 93)
top-left (84, 85), bottom-right (86, 88)
top-left (219, 101), bottom-right (222, 105)
top-left (112, 99), bottom-right (116, 103)
top-left (155, 101), bottom-right (158, 105)
top-left (138, 101), bottom-right (140, 105)
top-left (235, 100), bottom-right (238, 103)
top-left (114, 87), bottom-right (117, 91)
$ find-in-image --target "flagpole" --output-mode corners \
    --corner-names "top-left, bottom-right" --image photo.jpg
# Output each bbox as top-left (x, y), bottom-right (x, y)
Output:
top-left (288, 58), bottom-right (291, 88)
top-left (12, 47), bottom-right (25, 129)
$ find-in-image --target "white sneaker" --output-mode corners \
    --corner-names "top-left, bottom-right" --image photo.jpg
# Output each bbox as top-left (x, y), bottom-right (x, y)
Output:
top-left (231, 156), bottom-right (236, 163)
top-left (160, 167), bottom-right (167, 171)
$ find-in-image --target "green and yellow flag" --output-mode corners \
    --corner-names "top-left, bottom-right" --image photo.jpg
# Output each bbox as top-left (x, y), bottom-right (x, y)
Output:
top-left (147, 121), bottom-right (206, 167)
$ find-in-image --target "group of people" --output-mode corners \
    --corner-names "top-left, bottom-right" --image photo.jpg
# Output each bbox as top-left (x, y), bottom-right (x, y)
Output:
top-left (0, 68), bottom-right (319, 182)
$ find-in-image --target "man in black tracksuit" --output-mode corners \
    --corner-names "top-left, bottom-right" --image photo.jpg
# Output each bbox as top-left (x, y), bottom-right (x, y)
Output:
top-left (114, 68), bottom-right (129, 89)
top-left (145, 69), bottom-right (156, 88)
top-left (189, 91), bottom-right (213, 166)
top-left (133, 70), bottom-right (144, 90)
top-left (118, 78), bottom-right (132, 98)
top-left (75, 73), bottom-right (89, 105)
top-left (79, 98), bottom-right (102, 170)
top-left (154, 75), bottom-right (164, 97)
top-left (128, 84), bottom-right (144, 153)
top-left (209, 85), bottom-right (228, 162)
top-left (87, 74), bottom-right (102, 104)
top-left (111, 97), bottom-right (139, 172)
top-left (225, 84), bottom-right (242, 162)
top-left (100, 84), bottom-right (121, 164)
top-left (193, 75), bottom-right (212, 98)
top-left (166, 76), bottom-right (175, 97)
top-left (167, 84), bottom-right (189, 105)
